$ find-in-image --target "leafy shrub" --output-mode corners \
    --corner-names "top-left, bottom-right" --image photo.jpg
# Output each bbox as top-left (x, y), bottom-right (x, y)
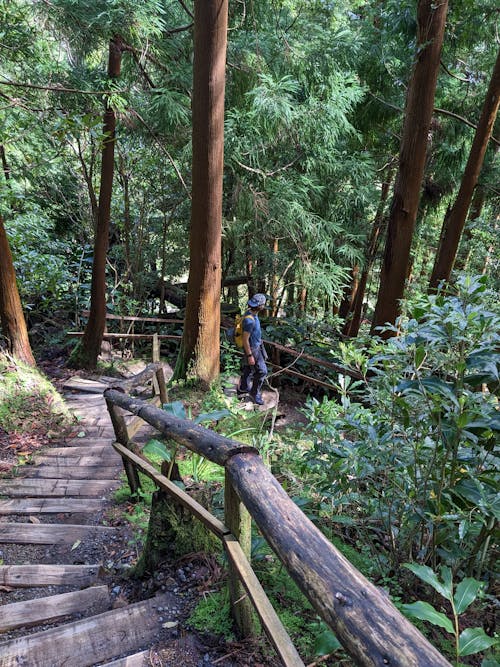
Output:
top-left (300, 276), bottom-right (499, 578)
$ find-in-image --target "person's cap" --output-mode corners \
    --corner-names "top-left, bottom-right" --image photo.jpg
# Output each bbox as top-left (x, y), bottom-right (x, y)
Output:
top-left (248, 293), bottom-right (267, 308)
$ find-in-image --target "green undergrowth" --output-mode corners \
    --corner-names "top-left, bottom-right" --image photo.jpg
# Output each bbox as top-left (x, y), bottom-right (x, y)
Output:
top-left (0, 352), bottom-right (71, 433)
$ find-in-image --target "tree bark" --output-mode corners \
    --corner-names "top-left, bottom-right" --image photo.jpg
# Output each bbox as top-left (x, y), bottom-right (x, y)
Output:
top-left (344, 172), bottom-right (393, 337)
top-left (371, 0), bottom-right (448, 335)
top-left (76, 36), bottom-right (123, 368)
top-left (174, 0), bottom-right (228, 385)
top-left (0, 214), bottom-right (36, 366)
top-left (429, 47), bottom-right (500, 289)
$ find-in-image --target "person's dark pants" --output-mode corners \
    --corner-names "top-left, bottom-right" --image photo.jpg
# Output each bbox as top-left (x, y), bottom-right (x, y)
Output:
top-left (239, 345), bottom-right (267, 399)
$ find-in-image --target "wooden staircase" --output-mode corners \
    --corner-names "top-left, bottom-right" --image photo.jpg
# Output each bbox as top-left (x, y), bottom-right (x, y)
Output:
top-left (0, 381), bottom-right (173, 666)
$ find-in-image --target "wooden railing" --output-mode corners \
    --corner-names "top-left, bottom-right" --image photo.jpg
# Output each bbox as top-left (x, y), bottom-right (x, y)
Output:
top-left (104, 365), bottom-right (451, 667)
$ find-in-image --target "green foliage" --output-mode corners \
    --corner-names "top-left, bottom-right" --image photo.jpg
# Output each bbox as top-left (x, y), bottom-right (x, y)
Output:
top-left (188, 588), bottom-right (235, 640)
top-left (300, 277), bottom-right (499, 577)
top-left (401, 564), bottom-right (498, 664)
top-left (0, 352), bottom-right (71, 433)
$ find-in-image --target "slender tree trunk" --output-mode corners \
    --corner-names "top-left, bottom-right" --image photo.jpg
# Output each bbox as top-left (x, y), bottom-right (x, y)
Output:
top-left (174, 0), bottom-right (228, 385)
top-left (344, 172), bottom-right (393, 337)
top-left (270, 237), bottom-right (279, 317)
top-left (0, 214), bottom-right (36, 366)
top-left (339, 265), bottom-right (359, 320)
top-left (452, 186), bottom-right (485, 273)
top-left (371, 0), bottom-right (448, 335)
top-left (429, 47), bottom-right (500, 290)
top-left (76, 36), bottom-right (122, 368)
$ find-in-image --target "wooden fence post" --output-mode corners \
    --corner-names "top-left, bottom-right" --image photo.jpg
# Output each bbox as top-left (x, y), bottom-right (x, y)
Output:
top-left (155, 366), bottom-right (168, 405)
top-left (224, 473), bottom-right (257, 638)
top-left (105, 398), bottom-right (141, 496)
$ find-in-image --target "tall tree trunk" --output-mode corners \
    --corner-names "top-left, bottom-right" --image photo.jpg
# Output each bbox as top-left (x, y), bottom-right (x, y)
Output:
top-left (75, 36), bottom-right (123, 369)
top-left (174, 0), bottom-right (228, 385)
top-left (371, 0), bottom-right (448, 335)
top-left (344, 171), bottom-right (393, 337)
top-left (0, 214), bottom-right (36, 366)
top-left (429, 47), bottom-right (500, 290)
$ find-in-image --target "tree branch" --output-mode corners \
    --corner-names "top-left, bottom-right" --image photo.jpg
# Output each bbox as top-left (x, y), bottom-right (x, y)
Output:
top-left (177, 0), bottom-right (194, 20)
top-left (130, 109), bottom-right (191, 197)
top-left (233, 153), bottom-right (302, 178)
top-left (0, 78), bottom-right (129, 96)
top-left (369, 92), bottom-right (500, 146)
top-left (440, 59), bottom-right (471, 83)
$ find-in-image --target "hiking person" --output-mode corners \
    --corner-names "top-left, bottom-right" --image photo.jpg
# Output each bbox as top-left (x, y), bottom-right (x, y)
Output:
top-left (237, 293), bottom-right (268, 405)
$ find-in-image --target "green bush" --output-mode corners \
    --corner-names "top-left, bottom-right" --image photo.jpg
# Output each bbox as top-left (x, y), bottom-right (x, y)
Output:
top-left (300, 276), bottom-right (499, 578)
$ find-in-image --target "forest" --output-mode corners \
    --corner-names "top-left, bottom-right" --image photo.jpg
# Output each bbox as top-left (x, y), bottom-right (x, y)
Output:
top-left (0, 0), bottom-right (499, 665)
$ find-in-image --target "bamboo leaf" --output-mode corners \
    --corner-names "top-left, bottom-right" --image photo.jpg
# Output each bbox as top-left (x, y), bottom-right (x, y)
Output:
top-left (400, 601), bottom-right (454, 634)
top-left (454, 578), bottom-right (483, 614)
top-left (458, 628), bottom-right (498, 657)
top-left (403, 563), bottom-right (453, 601)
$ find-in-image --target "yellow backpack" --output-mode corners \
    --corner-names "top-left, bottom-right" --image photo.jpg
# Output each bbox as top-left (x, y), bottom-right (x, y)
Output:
top-left (228, 314), bottom-right (254, 348)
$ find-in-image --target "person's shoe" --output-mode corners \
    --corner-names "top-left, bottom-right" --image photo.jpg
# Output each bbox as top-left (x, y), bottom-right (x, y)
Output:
top-left (251, 394), bottom-right (264, 406)
top-left (236, 386), bottom-right (249, 396)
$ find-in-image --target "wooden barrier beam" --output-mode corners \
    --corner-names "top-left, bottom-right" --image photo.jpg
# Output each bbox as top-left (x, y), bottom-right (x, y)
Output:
top-left (104, 389), bottom-right (258, 467)
top-left (112, 441), bottom-right (229, 539)
top-left (68, 332), bottom-right (182, 340)
top-left (223, 535), bottom-right (305, 667)
top-left (225, 452), bottom-right (451, 667)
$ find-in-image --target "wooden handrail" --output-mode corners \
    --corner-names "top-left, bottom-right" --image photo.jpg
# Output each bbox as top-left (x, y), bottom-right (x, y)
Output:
top-left (103, 386), bottom-right (451, 667)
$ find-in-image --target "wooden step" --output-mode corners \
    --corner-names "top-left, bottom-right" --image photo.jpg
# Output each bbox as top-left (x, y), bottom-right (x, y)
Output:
top-left (0, 479), bottom-right (119, 497)
top-left (0, 564), bottom-right (103, 588)
top-left (0, 592), bottom-right (176, 667)
top-left (0, 498), bottom-right (106, 514)
top-left (34, 455), bottom-right (117, 467)
top-left (99, 650), bottom-right (149, 666)
top-left (35, 446), bottom-right (115, 457)
top-left (0, 523), bottom-right (117, 544)
top-left (21, 466), bottom-right (121, 480)
top-left (0, 585), bottom-right (110, 632)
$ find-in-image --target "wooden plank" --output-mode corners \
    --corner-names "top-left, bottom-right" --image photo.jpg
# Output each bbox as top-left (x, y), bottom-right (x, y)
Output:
top-left (112, 441), bottom-right (230, 539)
top-left (0, 523), bottom-right (117, 545)
top-left (34, 446), bottom-right (113, 457)
top-left (99, 651), bottom-right (149, 667)
top-left (82, 310), bottom-right (183, 324)
top-left (0, 592), bottom-right (175, 667)
top-left (0, 479), bottom-right (119, 497)
top-left (0, 498), bottom-right (106, 514)
top-left (0, 564), bottom-right (102, 588)
top-left (0, 585), bottom-right (110, 632)
top-left (21, 466), bottom-right (121, 480)
top-left (62, 377), bottom-right (109, 393)
top-left (223, 535), bottom-right (304, 667)
top-left (68, 332), bottom-right (182, 340)
top-left (125, 395), bottom-right (161, 440)
top-left (33, 455), bottom-right (117, 467)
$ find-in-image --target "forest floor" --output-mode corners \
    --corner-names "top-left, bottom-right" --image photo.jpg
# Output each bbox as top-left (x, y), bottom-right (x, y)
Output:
top-left (0, 352), bottom-right (308, 666)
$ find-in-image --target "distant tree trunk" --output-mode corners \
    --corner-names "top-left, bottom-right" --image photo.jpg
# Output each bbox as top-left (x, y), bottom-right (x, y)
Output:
top-left (453, 186), bottom-right (485, 273)
top-left (74, 36), bottom-right (123, 369)
top-left (0, 214), bottom-right (36, 366)
top-left (344, 172), bottom-right (393, 337)
top-left (371, 0), bottom-right (448, 336)
top-left (338, 265), bottom-right (359, 320)
top-left (270, 237), bottom-right (279, 316)
top-left (429, 47), bottom-right (500, 290)
top-left (174, 0), bottom-right (228, 385)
